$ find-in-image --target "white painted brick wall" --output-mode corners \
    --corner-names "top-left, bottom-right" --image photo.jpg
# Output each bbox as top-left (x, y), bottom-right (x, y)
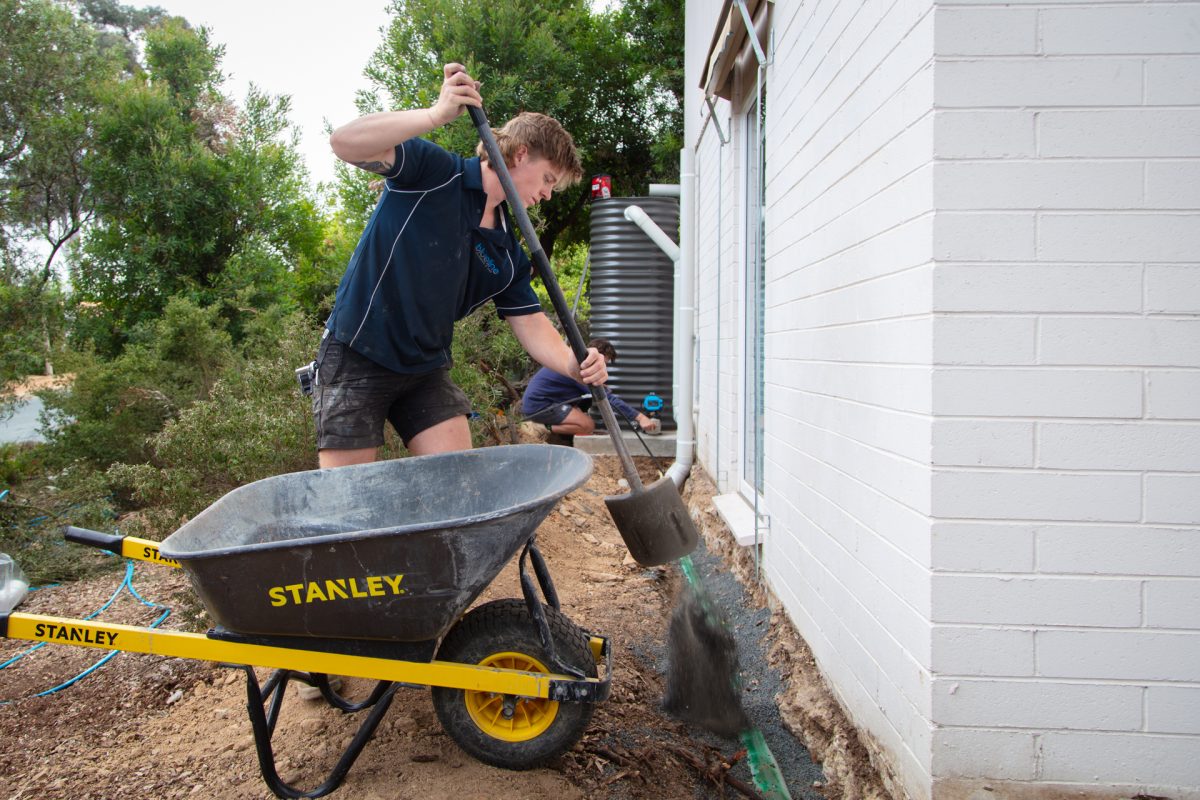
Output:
top-left (1147, 265), bottom-right (1200, 314)
top-left (1037, 525), bottom-right (1200, 576)
top-left (1039, 213), bottom-right (1200, 262)
top-left (1039, 630), bottom-right (1200, 682)
top-left (1040, 318), bottom-right (1200, 366)
top-left (1146, 580), bottom-right (1200, 629)
top-left (933, 728), bottom-right (1038, 781)
top-left (1148, 686), bottom-right (1200, 734)
top-left (1040, 109), bottom-right (1200, 158)
top-left (932, 522), bottom-right (1035, 572)
top-left (1145, 474), bottom-right (1200, 524)
top-left (932, 678), bottom-right (1144, 730)
top-left (931, 626), bottom-right (1035, 676)
top-left (690, 0), bottom-right (939, 794)
top-left (1039, 732), bottom-right (1200, 787)
top-left (684, 0), bottom-right (1200, 798)
top-left (933, 263), bottom-right (1143, 313)
top-left (1148, 371), bottom-right (1200, 419)
top-left (932, 368), bottom-right (1143, 417)
top-left (1146, 55), bottom-right (1200, 104)
top-left (932, 419), bottom-right (1035, 467)
top-left (929, 1), bottom-right (1200, 795)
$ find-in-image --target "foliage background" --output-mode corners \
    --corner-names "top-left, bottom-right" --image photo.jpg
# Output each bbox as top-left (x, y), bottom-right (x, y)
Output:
top-left (0, 0), bottom-right (680, 581)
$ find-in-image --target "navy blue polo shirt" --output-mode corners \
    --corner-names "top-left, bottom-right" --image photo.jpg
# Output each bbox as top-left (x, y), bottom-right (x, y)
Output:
top-left (325, 137), bottom-right (541, 374)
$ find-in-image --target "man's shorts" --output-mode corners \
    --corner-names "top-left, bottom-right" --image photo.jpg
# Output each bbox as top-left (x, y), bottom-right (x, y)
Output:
top-left (524, 395), bottom-right (591, 427)
top-left (312, 336), bottom-right (471, 450)
top-left (523, 402), bottom-right (576, 427)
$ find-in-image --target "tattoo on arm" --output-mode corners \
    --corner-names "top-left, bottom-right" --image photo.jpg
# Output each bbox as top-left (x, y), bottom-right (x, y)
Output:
top-left (353, 159), bottom-right (394, 174)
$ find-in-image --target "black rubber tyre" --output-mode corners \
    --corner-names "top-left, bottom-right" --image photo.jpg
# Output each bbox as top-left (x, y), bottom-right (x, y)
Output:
top-left (432, 598), bottom-right (597, 770)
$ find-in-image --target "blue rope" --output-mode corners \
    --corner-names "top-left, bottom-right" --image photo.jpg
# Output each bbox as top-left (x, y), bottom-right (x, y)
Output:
top-left (1, 559), bottom-right (172, 701)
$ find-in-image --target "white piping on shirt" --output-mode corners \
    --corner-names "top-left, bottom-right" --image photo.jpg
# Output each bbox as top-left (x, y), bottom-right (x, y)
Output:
top-left (386, 142), bottom-right (406, 179)
top-left (346, 171), bottom-right (462, 348)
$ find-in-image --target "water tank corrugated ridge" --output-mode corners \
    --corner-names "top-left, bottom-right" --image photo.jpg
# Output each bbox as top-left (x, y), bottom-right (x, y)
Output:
top-left (588, 197), bottom-right (678, 429)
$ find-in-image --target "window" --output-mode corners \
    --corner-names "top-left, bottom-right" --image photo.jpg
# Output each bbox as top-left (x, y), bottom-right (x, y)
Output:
top-left (741, 84), bottom-right (766, 499)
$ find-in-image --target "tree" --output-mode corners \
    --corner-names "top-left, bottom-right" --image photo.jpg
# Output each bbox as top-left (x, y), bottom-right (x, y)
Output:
top-left (0, 0), bottom-right (125, 377)
top-left (353, 0), bottom-right (683, 257)
top-left (615, 0), bottom-right (684, 178)
top-left (75, 0), bottom-right (169, 75)
top-left (72, 18), bottom-right (330, 349)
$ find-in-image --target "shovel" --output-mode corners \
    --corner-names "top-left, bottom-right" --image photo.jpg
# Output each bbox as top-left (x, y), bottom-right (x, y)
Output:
top-left (469, 104), bottom-right (698, 567)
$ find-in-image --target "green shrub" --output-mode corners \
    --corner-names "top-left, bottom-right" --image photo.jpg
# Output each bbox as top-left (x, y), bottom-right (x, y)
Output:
top-left (109, 311), bottom-right (320, 538)
top-left (39, 295), bottom-right (234, 469)
top-left (0, 465), bottom-right (122, 584)
top-left (533, 240), bottom-right (591, 322)
top-left (0, 442), bottom-right (35, 487)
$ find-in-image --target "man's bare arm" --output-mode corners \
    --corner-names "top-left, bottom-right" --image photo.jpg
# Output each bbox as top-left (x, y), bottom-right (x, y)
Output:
top-left (329, 63), bottom-right (481, 174)
top-left (507, 313), bottom-right (607, 386)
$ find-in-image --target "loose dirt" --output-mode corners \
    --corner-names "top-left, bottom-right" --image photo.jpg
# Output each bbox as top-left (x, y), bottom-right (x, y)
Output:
top-left (0, 456), bottom-right (889, 800)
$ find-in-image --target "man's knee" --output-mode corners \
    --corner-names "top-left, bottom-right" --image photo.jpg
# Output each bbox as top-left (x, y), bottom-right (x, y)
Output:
top-left (319, 447), bottom-right (377, 469)
top-left (407, 415), bottom-right (472, 455)
top-left (557, 408), bottom-right (594, 435)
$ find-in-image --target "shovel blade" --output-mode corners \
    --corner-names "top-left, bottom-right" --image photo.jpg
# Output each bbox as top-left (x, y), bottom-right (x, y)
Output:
top-left (605, 476), bottom-right (699, 566)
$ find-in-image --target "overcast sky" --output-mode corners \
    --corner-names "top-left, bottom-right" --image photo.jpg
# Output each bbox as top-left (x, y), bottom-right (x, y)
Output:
top-left (149, 0), bottom-right (394, 187)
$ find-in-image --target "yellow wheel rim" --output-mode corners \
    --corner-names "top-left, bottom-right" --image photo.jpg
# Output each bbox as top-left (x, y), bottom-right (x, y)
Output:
top-left (464, 651), bottom-right (559, 742)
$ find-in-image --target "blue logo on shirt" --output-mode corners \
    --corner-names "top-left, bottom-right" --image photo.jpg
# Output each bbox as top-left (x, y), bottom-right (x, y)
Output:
top-left (474, 242), bottom-right (499, 275)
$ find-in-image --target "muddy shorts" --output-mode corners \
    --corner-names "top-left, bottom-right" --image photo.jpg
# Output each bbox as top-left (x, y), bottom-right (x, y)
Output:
top-left (312, 336), bottom-right (471, 449)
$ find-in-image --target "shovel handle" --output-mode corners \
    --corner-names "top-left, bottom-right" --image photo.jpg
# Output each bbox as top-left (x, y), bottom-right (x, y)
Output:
top-left (468, 104), bottom-right (643, 491)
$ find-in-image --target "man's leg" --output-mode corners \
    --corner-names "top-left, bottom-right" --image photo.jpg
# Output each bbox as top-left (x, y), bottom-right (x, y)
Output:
top-left (550, 406), bottom-right (595, 437)
top-left (318, 447), bottom-right (377, 468)
top-left (407, 414), bottom-right (472, 455)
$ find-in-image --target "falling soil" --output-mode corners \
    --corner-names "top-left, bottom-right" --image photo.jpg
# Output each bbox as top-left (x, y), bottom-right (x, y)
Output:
top-left (0, 456), bottom-right (891, 800)
top-left (662, 587), bottom-right (750, 737)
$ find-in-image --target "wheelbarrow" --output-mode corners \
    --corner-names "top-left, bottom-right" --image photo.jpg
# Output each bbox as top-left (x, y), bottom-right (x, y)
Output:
top-left (0, 444), bottom-right (611, 798)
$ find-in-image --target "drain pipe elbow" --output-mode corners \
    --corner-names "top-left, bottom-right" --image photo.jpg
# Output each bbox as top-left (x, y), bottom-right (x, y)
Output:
top-left (623, 205), bottom-right (680, 263)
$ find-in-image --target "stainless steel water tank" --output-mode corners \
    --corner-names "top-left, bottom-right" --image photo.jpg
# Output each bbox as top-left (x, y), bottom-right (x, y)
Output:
top-left (588, 197), bottom-right (678, 430)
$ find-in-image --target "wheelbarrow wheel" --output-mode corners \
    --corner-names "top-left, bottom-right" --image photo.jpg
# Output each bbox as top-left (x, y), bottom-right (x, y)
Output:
top-left (432, 598), bottom-right (596, 769)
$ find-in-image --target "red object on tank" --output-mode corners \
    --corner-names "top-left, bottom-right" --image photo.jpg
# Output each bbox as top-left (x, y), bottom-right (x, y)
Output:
top-left (590, 174), bottom-right (612, 199)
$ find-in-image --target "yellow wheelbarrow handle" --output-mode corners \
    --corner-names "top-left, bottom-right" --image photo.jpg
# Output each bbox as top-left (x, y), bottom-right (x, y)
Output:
top-left (0, 611), bottom-right (610, 702)
top-left (63, 526), bottom-right (180, 568)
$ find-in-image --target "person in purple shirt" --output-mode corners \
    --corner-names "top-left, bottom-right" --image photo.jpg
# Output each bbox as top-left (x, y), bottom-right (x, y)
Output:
top-left (521, 338), bottom-right (661, 437)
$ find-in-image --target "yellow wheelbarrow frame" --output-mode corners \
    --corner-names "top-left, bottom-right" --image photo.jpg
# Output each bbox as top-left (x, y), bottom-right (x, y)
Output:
top-left (1, 532), bottom-right (611, 799)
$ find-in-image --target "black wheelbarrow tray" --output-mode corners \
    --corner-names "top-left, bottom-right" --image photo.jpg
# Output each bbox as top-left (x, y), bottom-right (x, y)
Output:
top-left (0, 444), bottom-right (612, 798)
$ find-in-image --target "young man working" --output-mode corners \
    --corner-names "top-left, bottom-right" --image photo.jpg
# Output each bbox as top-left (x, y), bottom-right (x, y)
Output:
top-left (521, 338), bottom-right (661, 437)
top-left (314, 63), bottom-right (607, 468)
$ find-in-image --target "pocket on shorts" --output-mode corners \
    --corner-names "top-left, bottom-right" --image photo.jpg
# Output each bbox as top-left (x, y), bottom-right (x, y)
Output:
top-left (316, 336), bottom-right (345, 386)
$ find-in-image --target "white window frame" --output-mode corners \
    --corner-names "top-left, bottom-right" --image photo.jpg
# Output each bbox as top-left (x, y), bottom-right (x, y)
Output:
top-left (736, 70), bottom-right (766, 506)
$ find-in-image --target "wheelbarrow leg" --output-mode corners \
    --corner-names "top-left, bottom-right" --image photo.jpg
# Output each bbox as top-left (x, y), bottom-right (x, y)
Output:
top-left (296, 672), bottom-right (396, 713)
top-left (518, 539), bottom-right (585, 680)
top-left (235, 665), bottom-right (399, 799)
top-left (526, 539), bottom-right (560, 611)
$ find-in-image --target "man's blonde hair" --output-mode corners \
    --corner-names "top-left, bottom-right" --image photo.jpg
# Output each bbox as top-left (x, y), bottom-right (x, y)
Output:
top-left (476, 112), bottom-right (583, 188)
